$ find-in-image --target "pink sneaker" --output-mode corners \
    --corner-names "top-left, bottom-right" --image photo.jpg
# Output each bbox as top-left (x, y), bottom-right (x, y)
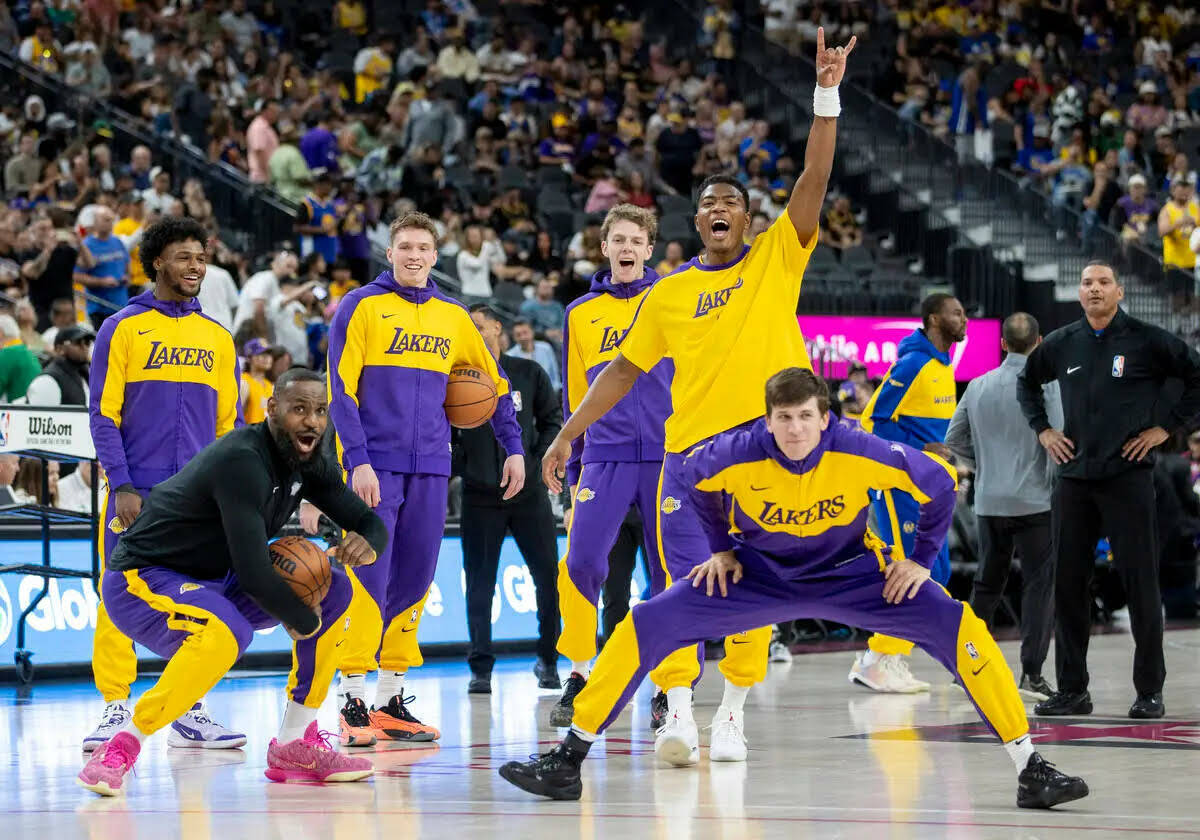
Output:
top-left (265, 721), bottom-right (374, 783)
top-left (77, 731), bottom-right (141, 796)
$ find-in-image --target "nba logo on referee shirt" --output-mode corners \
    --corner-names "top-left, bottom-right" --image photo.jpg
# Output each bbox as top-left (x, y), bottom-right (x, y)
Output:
top-left (1112, 355), bottom-right (1125, 377)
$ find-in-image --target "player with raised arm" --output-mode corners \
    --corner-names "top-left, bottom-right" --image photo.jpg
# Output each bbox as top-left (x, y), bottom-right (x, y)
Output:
top-left (541, 29), bottom-right (852, 764)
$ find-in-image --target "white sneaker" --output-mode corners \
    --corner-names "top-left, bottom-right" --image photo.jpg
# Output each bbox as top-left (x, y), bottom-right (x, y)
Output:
top-left (167, 702), bottom-right (247, 749)
top-left (82, 701), bottom-right (131, 753)
top-left (848, 653), bottom-right (930, 694)
top-left (655, 713), bottom-right (700, 767)
top-left (768, 640), bottom-right (793, 663)
top-left (708, 706), bottom-right (747, 762)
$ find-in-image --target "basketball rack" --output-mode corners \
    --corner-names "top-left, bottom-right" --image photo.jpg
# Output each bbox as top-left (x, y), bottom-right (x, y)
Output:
top-left (0, 405), bottom-right (99, 684)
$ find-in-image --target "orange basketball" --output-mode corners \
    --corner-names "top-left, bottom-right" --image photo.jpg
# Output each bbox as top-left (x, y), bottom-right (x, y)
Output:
top-left (445, 365), bottom-right (498, 428)
top-left (269, 536), bottom-right (332, 607)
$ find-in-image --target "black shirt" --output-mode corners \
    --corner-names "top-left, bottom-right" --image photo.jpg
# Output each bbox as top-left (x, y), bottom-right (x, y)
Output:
top-left (29, 243), bottom-right (78, 313)
top-left (452, 353), bottom-right (561, 504)
top-left (109, 423), bottom-right (388, 635)
top-left (1018, 308), bottom-right (1200, 480)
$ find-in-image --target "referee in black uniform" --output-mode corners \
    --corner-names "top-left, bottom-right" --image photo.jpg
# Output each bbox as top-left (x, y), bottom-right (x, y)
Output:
top-left (1017, 260), bottom-right (1200, 719)
top-left (454, 304), bottom-right (562, 695)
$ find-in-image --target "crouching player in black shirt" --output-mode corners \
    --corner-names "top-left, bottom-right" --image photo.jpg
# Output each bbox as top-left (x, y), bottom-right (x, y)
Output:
top-left (77, 368), bottom-right (389, 796)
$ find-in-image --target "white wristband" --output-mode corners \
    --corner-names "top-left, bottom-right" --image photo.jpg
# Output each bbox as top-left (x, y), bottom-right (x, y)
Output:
top-left (813, 84), bottom-right (841, 118)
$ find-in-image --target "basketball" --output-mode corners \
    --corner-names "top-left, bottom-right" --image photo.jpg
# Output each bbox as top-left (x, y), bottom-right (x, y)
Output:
top-left (268, 536), bottom-right (331, 607)
top-left (445, 365), bottom-right (498, 428)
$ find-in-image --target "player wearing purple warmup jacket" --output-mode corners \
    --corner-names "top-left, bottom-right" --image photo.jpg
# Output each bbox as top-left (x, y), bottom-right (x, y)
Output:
top-left (549, 205), bottom-right (673, 727)
top-left (327, 212), bottom-right (524, 746)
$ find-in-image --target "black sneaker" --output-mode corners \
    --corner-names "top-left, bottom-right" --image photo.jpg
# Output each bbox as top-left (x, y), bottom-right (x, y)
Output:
top-left (1033, 689), bottom-right (1092, 716)
top-left (534, 658), bottom-right (562, 690)
top-left (339, 697), bottom-right (376, 747)
top-left (549, 673), bottom-right (587, 727)
top-left (1018, 673), bottom-right (1054, 701)
top-left (468, 672), bottom-right (492, 694)
top-left (1017, 753), bottom-right (1089, 809)
top-left (499, 738), bottom-right (587, 800)
top-left (650, 690), bottom-right (668, 730)
top-left (1128, 692), bottom-right (1164, 719)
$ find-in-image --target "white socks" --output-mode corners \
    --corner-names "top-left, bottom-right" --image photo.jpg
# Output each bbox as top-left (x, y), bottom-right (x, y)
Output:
top-left (340, 672), bottom-right (366, 703)
top-left (120, 719), bottom-right (147, 744)
top-left (571, 660), bottom-right (592, 678)
top-left (569, 724), bottom-right (598, 743)
top-left (278, 700), bottom-right (318, 743)
top-left (375, 671), bottom-right (406, 706)
top-left (861, 649), bottom-right (883, 667)
top-left (1004, 734), bottom-right (1035, 773)
top-left (666, 686), bottom-right (693, 721)
top-left (720, 681), bottom-right (749, 713)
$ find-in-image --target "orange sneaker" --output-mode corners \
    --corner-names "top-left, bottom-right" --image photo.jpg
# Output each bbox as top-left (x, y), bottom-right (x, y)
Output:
top-left (339, 697), bottom-right (377, 747)
top-left (369, 694), bottom-right (440, 742)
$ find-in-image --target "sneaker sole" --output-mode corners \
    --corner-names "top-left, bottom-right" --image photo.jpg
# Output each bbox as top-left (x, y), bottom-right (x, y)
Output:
top-left (167, 732), bottom-right (248, 749)
top-left (77, 776), bottom-right (122, 796)
top-left (81, 739), bottom-right (106, 754)
top-left (498, 763), bottom-right (582, 800)
top-left (709, 747), bottom-right (747, 762)
top-left (849, 672), bottom-right (927, 694)
top-left (656, 734), bottom-right (700, 767)
top-left (340, 732), bottom-right (378, 747)
top-left (374, 728), bottom-right (439, 742)
top-left (1034, 704), bottom-right (1093, 716)
top-left (265, 767), bottom-right (375, 783)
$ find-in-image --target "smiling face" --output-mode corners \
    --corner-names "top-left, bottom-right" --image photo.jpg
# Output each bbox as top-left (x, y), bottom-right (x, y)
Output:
top-left (268, 379), bottom-right (327, 465)
top-left (387, 225), bottom-right (438, 286)
top-left (766, 397), bottom-right (830, 461)
top-left (695, 181), bottom-right (750, 256)
top-left (601, 219), bottom-right (653, 284)
top-left (155, 238), bottom-right (206, 299)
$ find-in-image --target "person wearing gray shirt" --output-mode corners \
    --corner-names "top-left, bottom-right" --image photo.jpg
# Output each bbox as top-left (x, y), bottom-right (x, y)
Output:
top-left (946, 313), bottom-right (1062, 701)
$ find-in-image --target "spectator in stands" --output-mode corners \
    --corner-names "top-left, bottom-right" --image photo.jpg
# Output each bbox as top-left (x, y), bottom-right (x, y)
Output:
top-left (538, 114), bottom-right (578, 167)
top-left (270, 273), bottom-right (320, 369)
top-left (56, 461), bottom-right (97, 514)
top-left (14, 299), bottom-right (43, 356)
top-left (615, 137), bottom-right (674, 196)
top-left (5, 133), bottom-right (41, 197)
top-left (1118, 129), bottom-right (1152, 184)
top-left (220, 0), bottom-right (261, 53)
top-left (247, 100), bottom-right (281, 184)
top-left (172, 68), bottom-right (215, 150)
top-left (125, 145), bottom-right (153, 191)
top-left (1160, 175), bottom-right (1199, 274)
top-left (1113, 174), bottom-right (1159, 246)
top-left (396, 26), bottom-right (436, 80)
top-left (821, 195), bottom-right (863, 252)
top-left (655, 240), bottom-right (685, 275)
top-left (19, 21), bottom-right (61, 74)
top-left (520, 277), bottom-right (566, 344)
top-left (77, 207), bottom-right (129, 328)
top-left (233, 249), bottom-right (297, 337)
top-left (40, 298), bottom-right (76, 346)
top-left (197, 239), bottom-right (240, 333)
top-left (1128, 82), bottom-right (1168, 133)
top-left (656, 112), bottom-right (703, 194)
top-left (457, 225), bottom-right (503, 302)
top-left (354, 33), bottom-right (395, 104)
top-left (24, 324), bottom-right (92, 407)
top-left (141, 168), bottom-right (176, 219)
top-left (269, 121), bottom-right (313, 205)
top-left (22, 211), bottom-right (86, 330)
top-left (1082, 157), bottom-right (1122, 252)
top-left (300, 111), bottom-right (340, 175)
top-left (0, 313), bottom-right (40, 401)
top-left (437, 28), bottom-right (480, 84)
top-left (508, 317), bottom-right (560, 390)
top-left (0, 454), bottom-right (18, 505)
top-left (527, 230), bottom-right (561, 280)
top-left (403, 84), bottom-right (460, 162)
top-left (12, 458), bottom-right (58, 506)
top-left (585, 167), bottom-right (624, 214)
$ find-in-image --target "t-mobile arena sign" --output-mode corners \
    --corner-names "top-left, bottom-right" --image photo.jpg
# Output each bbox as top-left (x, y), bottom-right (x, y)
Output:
top-left (798, 315), bottom-right (1001, 381)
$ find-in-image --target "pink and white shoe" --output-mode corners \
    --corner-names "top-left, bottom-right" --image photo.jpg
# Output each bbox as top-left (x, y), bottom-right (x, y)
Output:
top-left (265, 721), bottom-right (374, 783)
top-left (77, 731), bottom-right (141, 796)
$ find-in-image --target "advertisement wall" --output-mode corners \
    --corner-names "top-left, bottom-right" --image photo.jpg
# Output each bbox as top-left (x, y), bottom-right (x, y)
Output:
top-left (0, 534), bottom-right (632, 670)
top-left (798, 315), bottom-right (1002, 381)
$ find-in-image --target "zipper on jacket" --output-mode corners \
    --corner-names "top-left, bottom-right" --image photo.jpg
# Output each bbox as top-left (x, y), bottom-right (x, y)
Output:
top-left (413, 298), bottom-right (422, 473)
top-left (629, 295), bottom-right (643, 461)
top-left (175, 308), bottom-right (184, 474)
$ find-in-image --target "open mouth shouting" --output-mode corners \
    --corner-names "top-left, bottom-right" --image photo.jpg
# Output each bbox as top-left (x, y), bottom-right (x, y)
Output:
top-left (293, 430), bottom-right (320, 458)
top-left (617, 256), bottom-right (636, 270)
top-left (709, 218), bottom-right (732, 241)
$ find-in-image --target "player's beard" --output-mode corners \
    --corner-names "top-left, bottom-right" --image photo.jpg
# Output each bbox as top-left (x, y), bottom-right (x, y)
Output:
top-left (270, 422), bottom-right (314, 472)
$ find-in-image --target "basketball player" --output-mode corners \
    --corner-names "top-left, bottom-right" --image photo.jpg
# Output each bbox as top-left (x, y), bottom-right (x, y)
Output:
top-left (849, 293), bottom-right (966, 693)
top-left (327, 211), bottom-right (525, 746)
top-left (77, 368), bottom-right (389, 796)
top-left (504, 369), bottom-right (1090, 811)
top-left (240, 337), bottom-right (275, 423)
top-left (84, 217), bottom-right (244, 752)
top-left (542, 29), bottom-right (853, 763)
top-left (550, 204), bottom-right (671, 727)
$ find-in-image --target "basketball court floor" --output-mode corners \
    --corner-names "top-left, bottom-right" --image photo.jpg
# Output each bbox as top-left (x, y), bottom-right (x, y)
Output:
top-left (4, 627), bottom-right (1199, 840)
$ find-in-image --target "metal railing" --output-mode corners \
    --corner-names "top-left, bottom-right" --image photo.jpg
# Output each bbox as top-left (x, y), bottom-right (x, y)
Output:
top-left (0, 51), bottom-right (298, 261)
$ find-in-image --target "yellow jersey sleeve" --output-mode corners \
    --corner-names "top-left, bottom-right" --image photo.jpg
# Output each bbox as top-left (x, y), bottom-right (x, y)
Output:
top-left (617, 286), bottom-right (668, 373)
top-left (747, 212), bottom-right (819, 301)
